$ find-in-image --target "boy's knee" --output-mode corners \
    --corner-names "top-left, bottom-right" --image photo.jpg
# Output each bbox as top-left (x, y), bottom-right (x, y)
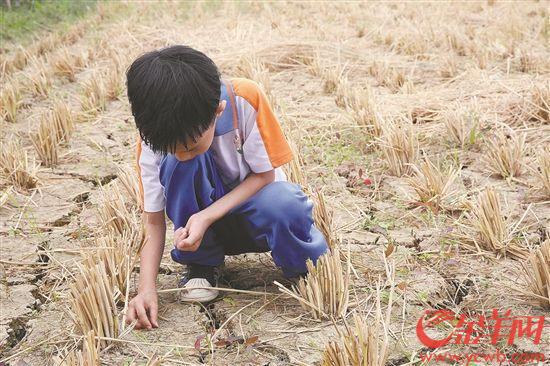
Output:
top-left (254, 182), bottom-right (310, 220)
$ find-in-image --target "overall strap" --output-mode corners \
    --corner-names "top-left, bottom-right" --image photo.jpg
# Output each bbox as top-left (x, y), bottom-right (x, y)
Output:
top-left (222, 78), bottom-right (239, 131)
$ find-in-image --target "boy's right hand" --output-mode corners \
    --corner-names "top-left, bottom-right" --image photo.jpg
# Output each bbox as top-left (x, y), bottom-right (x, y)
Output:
top-left (126, 289), bottom-right (159, 330)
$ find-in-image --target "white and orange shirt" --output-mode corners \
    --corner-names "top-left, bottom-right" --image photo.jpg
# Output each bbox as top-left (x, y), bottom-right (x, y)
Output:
top-left (136, 78), bottom-right (293, 212)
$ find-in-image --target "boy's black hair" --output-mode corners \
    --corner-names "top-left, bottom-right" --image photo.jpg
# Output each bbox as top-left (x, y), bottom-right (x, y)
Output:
top-left (126, 45), bottom-right (221, 154)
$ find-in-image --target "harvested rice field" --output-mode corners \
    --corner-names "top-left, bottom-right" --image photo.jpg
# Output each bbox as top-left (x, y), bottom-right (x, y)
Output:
top-left (1, 1), bottom-right (549, 365)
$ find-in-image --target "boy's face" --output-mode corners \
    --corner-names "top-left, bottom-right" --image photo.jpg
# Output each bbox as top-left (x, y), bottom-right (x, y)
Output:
top-left (173, 100), bottom-right (226, 161)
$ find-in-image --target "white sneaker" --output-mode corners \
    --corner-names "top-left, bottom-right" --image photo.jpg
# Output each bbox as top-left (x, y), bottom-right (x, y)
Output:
top-left (179, 278), bottom-right (219, 303)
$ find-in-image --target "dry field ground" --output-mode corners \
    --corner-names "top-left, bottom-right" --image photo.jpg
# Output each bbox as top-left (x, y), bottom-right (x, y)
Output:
top-left (0, 1), bottom-right (549, 365)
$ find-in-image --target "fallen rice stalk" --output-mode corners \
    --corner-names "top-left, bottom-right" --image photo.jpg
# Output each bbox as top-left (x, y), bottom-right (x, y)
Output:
top-left (275, 246), bottom-right (350, 320)
top-left (483, 130), bottom-right (526, 179)
top-left (520, 240), bottom-right (550, 309)
top-left (407, 158), bottom-right (461, 212)
top-left (376, 118), bottom-right (418, 176)
top-left (0, 140), bottom-right (38, 190)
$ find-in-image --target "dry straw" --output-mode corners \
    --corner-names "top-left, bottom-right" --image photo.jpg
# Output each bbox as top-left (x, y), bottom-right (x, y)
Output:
top-left (535, 147), bottom-right (550, 197)
top-left (441, 104), bottom-right (480, 148)
top-left (68, 257), bottom-right (120, 347)
top-left (275, 246), bottom-right (350, 320)
top-left (322, 259), bottom-right (394, 366)
top-left (336, 82), bottom-right (382, 137)
top-left (322, 312), bottom-right (388, 366)
top-left (312, 187), bottom-right (335, 249)
top-left (464, 187), bottom-right (526, 260)
top-left (30, 116), bottom-right (60, 167)
top-left (407, 158), bottom-right (461, 213)
top-left (95, 226), bottom-right (146, 297)
top-left (0, 186), bottom-right (13, 208)
top-left (530, 81), bottom-right (549, 124)
top-left (26, 60), bottom-right (52, 99)
top-left (0, 83), bottom-right (22, 123)
top-left (97, 181), bottom-right (138, 236)
top-left (105, 53), bottom-right (126, 101)
top-left (236, 56), bottom-right (276, 107)
top-left (376, 118), bottom-right (418, 176)
top-left (520, 240), bottom-right (550, 309)
top-left (116, 165), bottom-right (143, 208)
top-left (52, 330), bottom-right (100, 366)
top-left (80, 73), bottom-right (107, 119)
top-left (52, 48), bottom-right (86, 82)
top-left (484, 130), bottom-right (526, 179)
top-left (0, 140), bottom-right (38, 190)
top-left (51, 100), bottom-right (75, 143)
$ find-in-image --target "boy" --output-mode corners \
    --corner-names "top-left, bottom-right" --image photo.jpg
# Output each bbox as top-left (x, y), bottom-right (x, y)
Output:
top-left (124, 45), bottom-right (328, 330)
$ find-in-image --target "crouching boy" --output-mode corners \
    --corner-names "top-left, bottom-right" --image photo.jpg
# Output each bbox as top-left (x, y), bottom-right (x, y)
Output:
top-left (124, 45), bottom-right (328, 329)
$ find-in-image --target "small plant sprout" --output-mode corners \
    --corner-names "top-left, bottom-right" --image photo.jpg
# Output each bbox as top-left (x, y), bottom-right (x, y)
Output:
top-left (275, 246), bottom-right (350, 320)
top-left (520, 240), bottom-right (550, 309)
top-left (484, 130), bottom-right (526, 179)
top-left (376, 118), bottom-right (418, 176)
top-left (407, 158), bottom-right (461, 212)
top-left (0, 139), bottom-right (38, 190)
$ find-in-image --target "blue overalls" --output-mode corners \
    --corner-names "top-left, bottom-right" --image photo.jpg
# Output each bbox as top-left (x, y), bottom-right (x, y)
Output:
top-left (158, 81), bottom-right (328, 278)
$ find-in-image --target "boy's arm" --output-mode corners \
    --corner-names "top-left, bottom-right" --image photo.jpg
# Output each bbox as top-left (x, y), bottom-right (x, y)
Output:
top-left (176, 169), bottom-right (275, 251)
top-left (126, 210), bottom-right (166, 329)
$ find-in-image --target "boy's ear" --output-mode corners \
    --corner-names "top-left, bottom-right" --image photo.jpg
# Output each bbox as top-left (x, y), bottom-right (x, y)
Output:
top-left (216, 100), bottom-right (226, 116)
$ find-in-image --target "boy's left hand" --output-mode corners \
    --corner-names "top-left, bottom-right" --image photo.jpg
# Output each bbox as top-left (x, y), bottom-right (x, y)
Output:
top-left (175, 212), bottom-right (213, 252)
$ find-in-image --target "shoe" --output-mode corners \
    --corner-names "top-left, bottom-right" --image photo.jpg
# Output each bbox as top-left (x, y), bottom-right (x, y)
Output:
top-left (178, 264), bottom-right (219, 303)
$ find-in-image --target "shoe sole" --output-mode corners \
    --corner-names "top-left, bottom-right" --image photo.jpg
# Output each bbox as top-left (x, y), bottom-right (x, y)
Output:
top-left (179, 290), bottom-right (219, 303)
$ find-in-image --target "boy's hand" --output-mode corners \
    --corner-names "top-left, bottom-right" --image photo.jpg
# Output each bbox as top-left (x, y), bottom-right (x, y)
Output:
top-left (175, 212), bottom-right (213, 252)
top-left (126, 290), bottom-right (159, 330)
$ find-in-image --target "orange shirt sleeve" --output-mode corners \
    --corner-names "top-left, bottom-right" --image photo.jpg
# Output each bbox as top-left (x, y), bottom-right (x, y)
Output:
top-left (232, 78), bottom-right (293, 168)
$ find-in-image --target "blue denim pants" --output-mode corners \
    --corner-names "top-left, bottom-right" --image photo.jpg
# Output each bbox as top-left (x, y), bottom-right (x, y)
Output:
top-left (159, 151), bottom-right (328, 278)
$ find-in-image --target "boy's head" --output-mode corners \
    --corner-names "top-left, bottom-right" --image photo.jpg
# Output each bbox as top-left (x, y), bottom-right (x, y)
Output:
top-left (126, 45), bottom-right (225, 158)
